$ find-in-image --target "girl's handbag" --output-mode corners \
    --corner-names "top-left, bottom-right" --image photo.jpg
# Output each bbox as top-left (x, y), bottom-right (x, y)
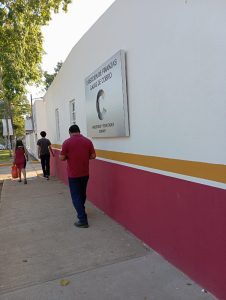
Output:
top-left (11, 165), bottom-right (18, 179)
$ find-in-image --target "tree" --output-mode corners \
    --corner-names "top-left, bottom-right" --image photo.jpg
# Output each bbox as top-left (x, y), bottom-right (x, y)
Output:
top-left (0, 100), bottom-right (4, 143)
top-left (12, 95), bottom-right (30, 137)
top-left (43, 61), bottom-right (63, 90)
top-left (0, 0), bottom-right (71, 136)
top-left (0, 95), bottom-right (30, 139)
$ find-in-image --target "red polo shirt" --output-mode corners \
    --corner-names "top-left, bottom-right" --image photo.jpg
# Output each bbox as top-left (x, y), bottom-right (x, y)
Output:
top-left (61, 134), bottom-right (95, 178)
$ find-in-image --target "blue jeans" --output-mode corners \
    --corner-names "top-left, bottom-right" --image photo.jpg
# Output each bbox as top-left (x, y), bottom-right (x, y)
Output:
top-left (68, 176), bottom-right (89, 224)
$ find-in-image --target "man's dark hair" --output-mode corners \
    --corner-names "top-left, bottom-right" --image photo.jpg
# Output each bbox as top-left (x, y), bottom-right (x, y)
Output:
top-left (69, 124), bottom-right (80, 133)
top-left (40, 131), bottom-right (46, 137)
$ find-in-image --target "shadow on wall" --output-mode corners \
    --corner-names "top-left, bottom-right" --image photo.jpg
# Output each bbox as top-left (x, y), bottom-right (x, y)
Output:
top-left (50, 149), bottom-right (68, 185)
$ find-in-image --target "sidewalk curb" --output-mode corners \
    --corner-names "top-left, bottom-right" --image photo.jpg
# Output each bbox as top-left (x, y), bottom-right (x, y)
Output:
top-left (0, 161), bottom-right (39, 167)
top-left (0, 163), bottom-right (11, 167)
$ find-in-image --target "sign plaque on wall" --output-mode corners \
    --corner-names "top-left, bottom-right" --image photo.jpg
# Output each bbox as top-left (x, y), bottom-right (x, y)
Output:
top-left (85, 50), bottom-right (129, 138)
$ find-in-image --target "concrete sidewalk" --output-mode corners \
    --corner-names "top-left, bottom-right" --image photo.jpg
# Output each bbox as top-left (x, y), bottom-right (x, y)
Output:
top-left (0, 162), bottom-right (217, 300)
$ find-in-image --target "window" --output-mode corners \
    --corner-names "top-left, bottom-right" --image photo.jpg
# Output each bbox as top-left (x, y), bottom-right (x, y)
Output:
top-left (70, 99), bottom-right (76, 125)
top-left (55, 108), bottom-right (60, 141)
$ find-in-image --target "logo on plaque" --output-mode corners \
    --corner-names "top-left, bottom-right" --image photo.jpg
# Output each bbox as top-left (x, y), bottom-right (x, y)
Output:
top-left (96, 89), bottom-right (107, 120)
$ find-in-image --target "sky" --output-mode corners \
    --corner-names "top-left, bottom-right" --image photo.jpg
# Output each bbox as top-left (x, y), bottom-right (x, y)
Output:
top-left (29, 0), bottom-right (115, 98)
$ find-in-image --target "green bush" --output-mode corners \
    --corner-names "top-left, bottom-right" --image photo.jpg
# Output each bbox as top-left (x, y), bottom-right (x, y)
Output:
top-left (0, 150), bottom-right (11, 163)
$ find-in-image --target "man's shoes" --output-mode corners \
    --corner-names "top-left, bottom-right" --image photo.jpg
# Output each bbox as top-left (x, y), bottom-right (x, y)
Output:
top-left (74, 221), bottom-right (89, 228)
top-left (24, 179), bottom-right (27, 184)
top-left (46, 176), bottom-right (49, 180)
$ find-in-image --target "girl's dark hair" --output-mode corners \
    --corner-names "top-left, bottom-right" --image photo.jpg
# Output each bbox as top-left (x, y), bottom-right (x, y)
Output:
top-left (16, 140), bottom-right (24, 149)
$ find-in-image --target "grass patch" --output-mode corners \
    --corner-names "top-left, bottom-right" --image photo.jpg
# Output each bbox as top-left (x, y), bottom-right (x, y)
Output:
top-left (0, 150), bottom-right (12, 163)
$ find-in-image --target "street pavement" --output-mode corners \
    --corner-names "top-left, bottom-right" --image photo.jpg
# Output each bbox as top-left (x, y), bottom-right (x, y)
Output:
top-left (0, 162), bottom-right (217, 300)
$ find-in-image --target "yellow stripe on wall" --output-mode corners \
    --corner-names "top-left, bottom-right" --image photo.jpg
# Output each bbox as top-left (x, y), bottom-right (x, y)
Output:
top-left (52, 144), bottom-right (62, 150)
top-left (96, 149), bottom-right (226, 184)
top-left (52, 145), bottom-right (226, 184)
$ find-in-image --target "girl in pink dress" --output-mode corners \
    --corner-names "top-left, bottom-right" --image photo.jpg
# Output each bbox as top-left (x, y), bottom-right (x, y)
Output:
top-left (13, 140), bottom-right (28, 184)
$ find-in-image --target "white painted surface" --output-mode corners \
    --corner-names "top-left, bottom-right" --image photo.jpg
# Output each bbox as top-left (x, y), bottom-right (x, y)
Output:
top-left (43, 0), bottom-right (226, 165)
top-left (33, 100), bottom-right (47, 135)
top-left (25, 118), bottom-right (33, 132)
top-left (2, 119), bottom-right (13, 136)
top-left (26, 100), bottom-right (48, 158)
top-left (85, 50), bottom-right (129, 138)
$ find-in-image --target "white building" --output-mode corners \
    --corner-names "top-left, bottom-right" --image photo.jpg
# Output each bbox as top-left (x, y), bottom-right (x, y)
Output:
top-left (30, 1), bottom-right (226, 298)
top-left (25, 99), bottom-right (47, 157)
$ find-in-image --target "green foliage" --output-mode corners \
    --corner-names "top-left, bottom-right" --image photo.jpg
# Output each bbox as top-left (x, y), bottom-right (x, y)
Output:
top-left (0, 100), bottom-right (5, 139)
top-left (43, 61), bottom-right (63, 90)
top-left (0, 0), bottom-right (71, 137)
top-left (12, 95), bottom-right (30, 137)
top-left (0, 118), bottom-right (3, 141)
top-left (0, 150), bottom-right (11, 163)
top-left (0, 0), bottom-right (71, 96)
top-left (0, 100), bottom-right (4, 119)
top-left (0, 95), bottom-right (30, 138)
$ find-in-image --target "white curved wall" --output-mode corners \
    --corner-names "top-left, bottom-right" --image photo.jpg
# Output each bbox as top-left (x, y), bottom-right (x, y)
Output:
top-left (44, 0), bottom-right (226, 164)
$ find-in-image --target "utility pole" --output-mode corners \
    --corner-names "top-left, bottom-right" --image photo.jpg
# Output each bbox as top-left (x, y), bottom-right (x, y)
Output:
top-left (4, 110), bottom-right (9, 150)
top-left (30, 94), bottom-right (34, 131)
top-left (8, 99), bottom-right (14, 153)
top-left (3, 100), bottom-right (12, 156)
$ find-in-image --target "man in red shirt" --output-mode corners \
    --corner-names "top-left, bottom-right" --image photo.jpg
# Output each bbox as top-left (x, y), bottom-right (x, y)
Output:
top-left (59, 125), bottom-right (96, 228)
